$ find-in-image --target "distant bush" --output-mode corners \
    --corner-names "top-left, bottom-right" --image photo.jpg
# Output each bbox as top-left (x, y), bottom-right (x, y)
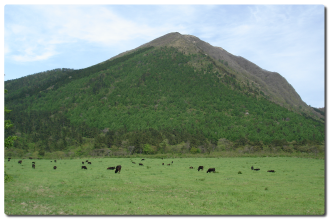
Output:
top-left (190, 147), bottom-right (201, 154)
top-left (143, 144), bottom-right (156, 154)
top-left (39, 149), bottom-right (45, 156)
top-left (282, 145), bottom-right (294, 153)
top-left (5, 172), bottom-right (13, 183)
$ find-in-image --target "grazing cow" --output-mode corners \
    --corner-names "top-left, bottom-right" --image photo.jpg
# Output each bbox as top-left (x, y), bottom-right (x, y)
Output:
top-left (82, 162), bottom-right (84, 164)
top-left (171, 161), bottom-right (173, 164)
top-left (32, 164), bottom-right (35, 169)
top-left (107, 167), bottom-right (116, 170)
top-left (189, 166), bottom-right (193, 169)
top-left (54, 160), bottom-right (57, 163)
top-left (53, 166), bottom-right (57, 170)
top-left (198, 166), bottom-right (204, 171)
top-left (254, 168), bottom-right (260, 171)
top-left (139, 163), bottom-right (143, 166)
top-left (8, 158), bottom-right (11, 160)
top-left (86, 160), bottom-right (89, 162)
top-left (207, 168), bottom-right (215, 173)
top-left (8, 159), bottom-right (10, 162)
top-left (88, 162), bottom-right (92, 164)
top-left (32, 162), bottom-right (35, 164)
top-left (81, 166), bottom-right (87, 169)
top-left (18, 160), bottom-right (22, 164)
top-left (141, 159), bottom-right (145, 161)
top-left (162, 163), bottom-right (164, 165)
top-left (132, 162), bottom-right (136, 164)
top-left (115, 165), bottom-right (122, 174)
top-left (267, 170), bottom-right (275, 173)
top-left (251, 166), bottom-right (254, 170)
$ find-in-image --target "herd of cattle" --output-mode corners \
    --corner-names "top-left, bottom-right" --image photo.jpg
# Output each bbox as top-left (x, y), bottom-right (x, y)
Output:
top-left (9, 157), bottom-right (275, 174)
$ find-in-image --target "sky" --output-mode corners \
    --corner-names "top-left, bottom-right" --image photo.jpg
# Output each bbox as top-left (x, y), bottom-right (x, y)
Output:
top-left (2, 2), bottom-right (326, 108)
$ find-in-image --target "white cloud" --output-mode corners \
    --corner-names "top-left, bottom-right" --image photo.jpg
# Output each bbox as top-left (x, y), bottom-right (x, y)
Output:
top-left (12, 51), bottom-right (56, 62)
top-left (4, 44), bottom-right (10, 55)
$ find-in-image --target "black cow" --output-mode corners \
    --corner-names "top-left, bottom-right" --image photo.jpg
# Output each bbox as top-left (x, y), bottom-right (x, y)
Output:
top-left (32, 162), bottom-right (35, 164)
top-left (198, 166), bottom-right (204, 171)
top-left (172, 161), bottom-right (173, 164)
top-left (115, 165), bottom-right (121, 174)
top-left (53, 166), bottom-right (57, 170)
top-left (86, 160), bottom-right (89, 162)
top-left (189, 166), bottom-right (194, 169)
top-left (8, 158), bottom-right (11, 162)
top-left (82, 166), bottom-right (87, 169)
top-left (88, 162), bottom-right (92, 164)
top-left (82, 162), bottom-right (84, 164)
top-left (18, 160), bottom-right (22, 164)
top-left (254, 168), bottom-right (260, 171)
top-left (267, 170), bottom-right (275, 173)
top-left (32, 164), bottom-right (35, 169)
top-left (107, 167), bottom-right (116, 170)
top-left (141, 159), bottom-right (145, 161)
top-left (207, 168), bottom-right (215, 173)
top-left (167, 164), bottom-right (171, 166)
top-left (54, 160), bottom-right (57, 163)
top-left (251, 166), bottom-right (254, 170)
top-left (139, 163), bottom-right (143, 166)
top-left (162, 163), bottom-right (164, 165)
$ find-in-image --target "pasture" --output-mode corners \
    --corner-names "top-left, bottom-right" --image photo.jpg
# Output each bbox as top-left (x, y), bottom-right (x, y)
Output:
top-left (4, 157), bottom-right (324, 215)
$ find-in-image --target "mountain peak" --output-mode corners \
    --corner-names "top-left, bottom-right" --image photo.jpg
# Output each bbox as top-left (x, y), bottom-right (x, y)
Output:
top-left (102, 32), bottom-right (322, 120)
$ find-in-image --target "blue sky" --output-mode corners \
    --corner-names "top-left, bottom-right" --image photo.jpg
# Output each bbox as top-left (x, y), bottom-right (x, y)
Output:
top-left (3, 3), bottom-right (325, 108)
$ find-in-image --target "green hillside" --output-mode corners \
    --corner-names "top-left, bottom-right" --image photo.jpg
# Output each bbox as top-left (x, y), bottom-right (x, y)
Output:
top-left (5, 45), bottom-right (324, 157)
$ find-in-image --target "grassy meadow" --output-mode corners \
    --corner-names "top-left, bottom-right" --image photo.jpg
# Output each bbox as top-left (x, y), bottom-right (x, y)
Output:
top-left (4, 157), bottom-right (324, 215)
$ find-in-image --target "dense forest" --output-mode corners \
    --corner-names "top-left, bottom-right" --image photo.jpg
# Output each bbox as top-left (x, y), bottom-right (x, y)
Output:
top-left (5, 46), bottom-right (325, 158)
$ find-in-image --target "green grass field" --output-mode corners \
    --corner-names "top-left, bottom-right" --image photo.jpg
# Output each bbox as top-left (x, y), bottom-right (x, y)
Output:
top-left (4, 157), bottom-right (324, 215)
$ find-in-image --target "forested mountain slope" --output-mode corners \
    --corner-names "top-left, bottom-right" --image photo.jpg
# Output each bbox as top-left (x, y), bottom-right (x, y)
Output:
top-left (5, 33), bottom-right (324, 156)
top-left (124, 32), bottom-right (323, 119)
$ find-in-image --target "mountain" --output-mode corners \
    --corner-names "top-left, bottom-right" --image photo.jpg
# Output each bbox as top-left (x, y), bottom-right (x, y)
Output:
top-left (113, 32), bottom-right (321, 117)
top-left (5, 32), bottom-right (324, 156)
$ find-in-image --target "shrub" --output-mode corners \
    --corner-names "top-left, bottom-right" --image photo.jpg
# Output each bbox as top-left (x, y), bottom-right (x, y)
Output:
top-left (283, 145), bottom-right (294, 153)
top-left (75, 149), bottom-right (83, 157)
top-left (39, 149), bottom-right (45, 156)
top-left (190, 147), bottom-right (201, 154)
top-left (143, 144), bottom-right (156, 154)
top-left (5, 172), bottom-right (13, 183)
